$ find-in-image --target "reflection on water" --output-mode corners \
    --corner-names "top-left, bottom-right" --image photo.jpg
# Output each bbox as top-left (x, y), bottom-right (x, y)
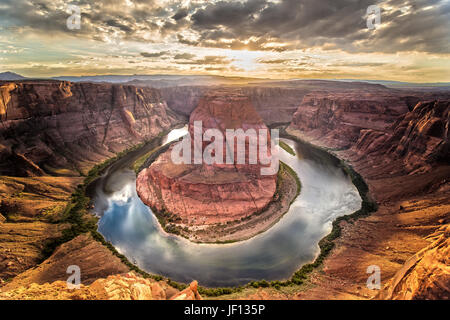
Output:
top-left (92, 128), bottom-right (361, 287)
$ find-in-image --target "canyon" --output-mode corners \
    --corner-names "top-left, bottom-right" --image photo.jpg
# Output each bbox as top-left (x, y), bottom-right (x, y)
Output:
top-left (0, 80), bottom-right (181, 283)
top-left (0, 79), bottom-right (449, 300)
top-left (0, 80), bottom-right (180, 176)
top-left (287, 93), bottom-right (449, 300)
top-left (158, 80), bottom-right (396, 125)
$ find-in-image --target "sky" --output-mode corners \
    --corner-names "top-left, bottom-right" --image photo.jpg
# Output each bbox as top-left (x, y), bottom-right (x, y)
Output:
top-left (0, 0), bottom-right (449, 82)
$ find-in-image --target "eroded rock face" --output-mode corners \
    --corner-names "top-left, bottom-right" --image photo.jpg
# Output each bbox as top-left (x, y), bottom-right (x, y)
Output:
top-left (287, 92), bottom-right (450, 300)
top-left (137, 91), bottom-right (277, 225)
top-left (161, 86), bottom-right (309, 125)
top-left (171, 280), bottom-right (203, 300)
top-left (290, 91), bottom-right (411, 149)
top-left (377, 225), bottom-right (450, 300)
top-left (290, 91), bottom-right (449, 172)
top-left (351, 100), bottom-right (449, 173)
top-left (0, 80), bottom-right (179, 176)
top-left (1, 233), bottom-right (130, 291)
top-left (0, 272), bottom-right (201, 300)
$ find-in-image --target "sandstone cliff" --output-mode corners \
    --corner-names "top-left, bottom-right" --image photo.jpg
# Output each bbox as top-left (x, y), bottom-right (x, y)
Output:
top-left (1, 233), bottom-right (129, 291)
top-left (290, 91), bottom-right (412, 149)
top-left (377, 224), bottom-right (449, 300)
top-left (351, 100), bottom-right (449, 174)
top-left (137, 91), bottom-right (277, 227)
top-left (0, 272), bottom-right (201, 300)
top-left (0, 80), bottom-right (180, 176)
top-left (0, 80), bottom-right (181, 283)
top-left (290, 91), bottom-right (449, 156)
top-left (288, 92), bottom-right (450, 300)
top-left (161, 86), bottom-right (309, 125)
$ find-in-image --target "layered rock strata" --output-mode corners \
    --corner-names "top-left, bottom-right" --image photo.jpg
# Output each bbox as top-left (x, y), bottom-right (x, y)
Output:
top-left (0, 80), bottom-right (180, 176)
top-left (288, 94), bottom-right (450, 300)
top-left (0, 80), bottom-right (180, 281)
top-left (377, 224), bottom-right (450, 300)
top-left (137, 91), bottom-right (277, 226)
top-left (0, 272), bottom-right (201, 300)
top-left (161, 86), bottom-right (309, 124)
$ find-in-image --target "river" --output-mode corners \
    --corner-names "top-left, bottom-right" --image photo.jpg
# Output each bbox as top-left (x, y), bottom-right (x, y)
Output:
top-left (90, 126), bottom-right (361, 287)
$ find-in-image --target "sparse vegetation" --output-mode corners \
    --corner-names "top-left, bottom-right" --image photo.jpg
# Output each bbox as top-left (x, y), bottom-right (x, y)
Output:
top-left (278, 161), bottom-right (301, 198)
top-left (133, 147), bottom-right (158, 173)
top-left (39, 128), bottom-right (171, 262)
top-left (279, 140), bottom-right (296, 156)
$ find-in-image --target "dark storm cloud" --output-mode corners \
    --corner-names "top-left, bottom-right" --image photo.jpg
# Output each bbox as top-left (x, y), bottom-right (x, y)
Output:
top-left (191, 0), bottom-right (267, 28)
top-left (105, 19), bottom-right (133, 33)
top-left (1, 0), bottom-right (449, 54)
top-left (188, 0), bottom-right (374, 50)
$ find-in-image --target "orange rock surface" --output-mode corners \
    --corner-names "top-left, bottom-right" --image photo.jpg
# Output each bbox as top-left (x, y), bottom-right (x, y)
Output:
top-left (0, 272), bottom-right (201, 300)
top-left (377, 224), bottom-right (450, 300)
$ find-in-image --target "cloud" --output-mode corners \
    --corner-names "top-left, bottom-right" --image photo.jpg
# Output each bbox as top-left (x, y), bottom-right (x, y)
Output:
top-left (175, 55), bottom-right (232, 65)
top-left (257, 58), bottom-right (293, 64)
top-left (2, 0), bottom-right (448, 54)
top-left (173, 53), bottom-right (197, 60)
top-left (140, 51), bottom-right (169, 58)
top-left (187, 0), bottom-right (450, 54)
top-left (172, 8), bottom-right (189, 21)
top-left (332, 62), bottom-right (388, 67)
top-left (1, 0), bottom-right (449, 82)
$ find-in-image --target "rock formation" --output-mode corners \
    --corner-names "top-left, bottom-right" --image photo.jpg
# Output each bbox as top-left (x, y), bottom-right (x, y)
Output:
top-left (290, 91), bottom-right (412, 149)
top-left (351, 100), bottom-right (449, 173)
top-left (288, 92), bottom-right (450, 300)
top-left (171, 280), bottom-right (203, 300)
top-left (1, 79), bottom-right (449, 300)
top-left (0, 80), bottom-right (180, 176)
top-left (161, 86), bottom-right (309, 124)
top-left (0, 80), bottom-right (181, 282)
top-left (137, 91), bottom-right (277, 226)
top-left (0, 272), bottom-right (201, 300)
top-left (377, 224), bottom-right (450, 300)
top-left (160, 86), bottom-right (208, 117)
top-left (290, 90), bottom-right (449, 152)
top-left (1, 233), bottom-right (129, 290)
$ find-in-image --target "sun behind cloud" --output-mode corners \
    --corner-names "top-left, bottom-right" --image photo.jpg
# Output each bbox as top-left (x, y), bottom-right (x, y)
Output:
top-left (0, 0), bottom-right (448, 81)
